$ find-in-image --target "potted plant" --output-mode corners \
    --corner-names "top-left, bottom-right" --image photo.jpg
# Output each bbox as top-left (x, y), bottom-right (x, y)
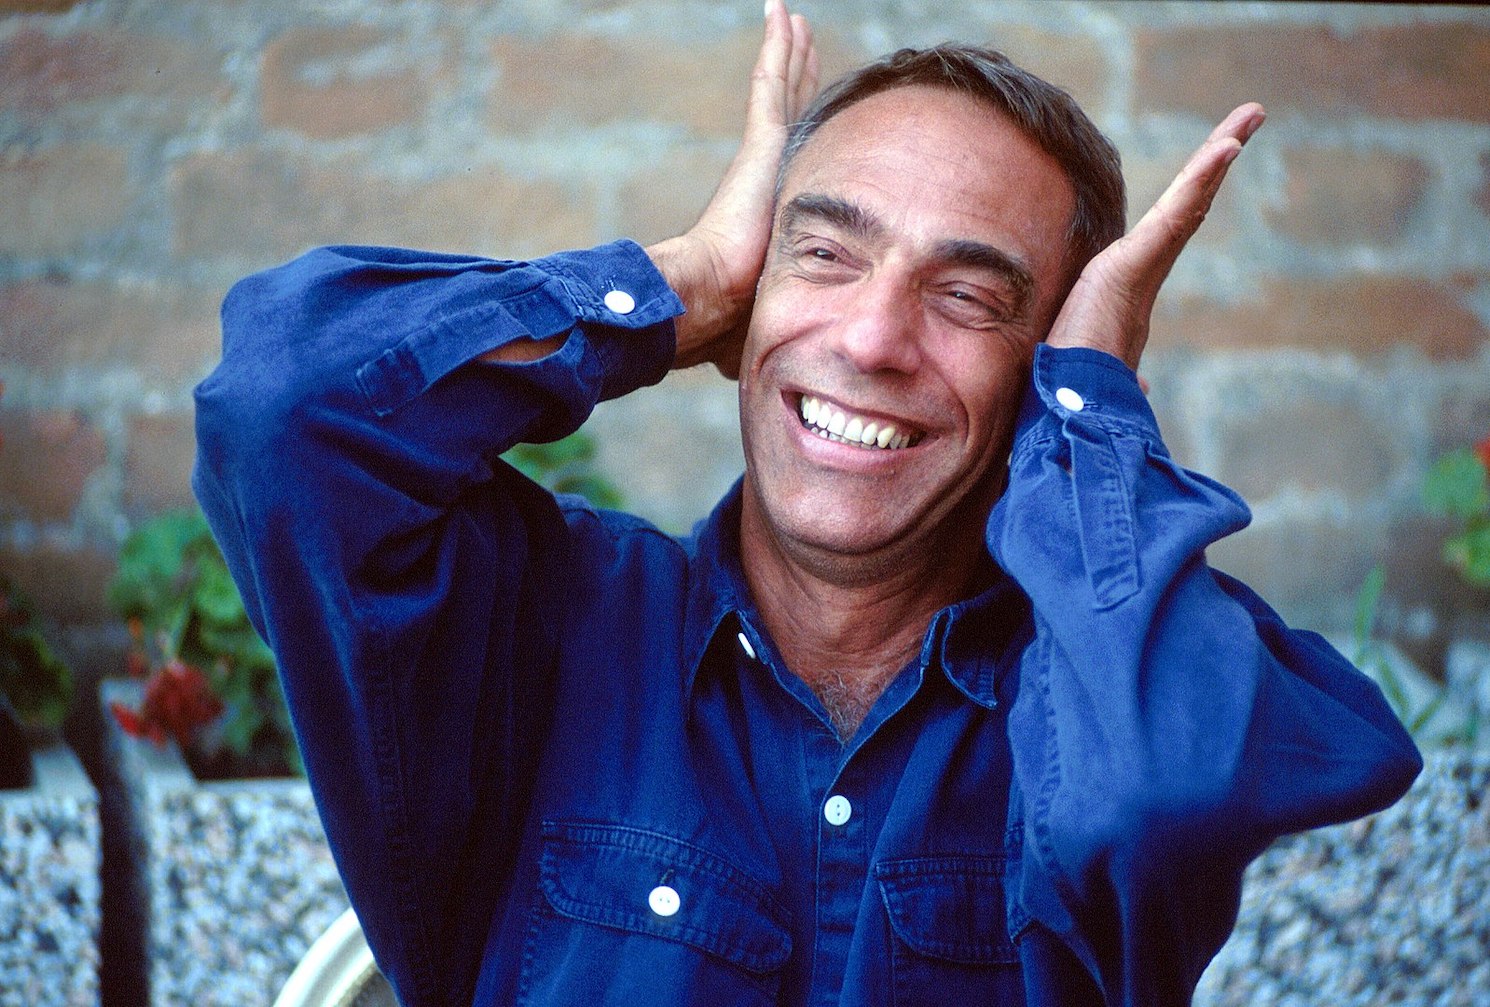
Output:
top-left (0, 575), bottom-right (100, 1007)
top-left (98, 510), bottom-right (341, 1007)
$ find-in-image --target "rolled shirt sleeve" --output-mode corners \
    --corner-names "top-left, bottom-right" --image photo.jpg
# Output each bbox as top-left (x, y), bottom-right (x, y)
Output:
top-left (990, 344), bottom-right (1422, 1005)
top-left (192, 240), bottom-right (682, 1005)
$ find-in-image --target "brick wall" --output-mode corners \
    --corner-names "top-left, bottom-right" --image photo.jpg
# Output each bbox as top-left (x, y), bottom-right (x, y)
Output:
top-left (2, 0), bottom-right (1488, 655)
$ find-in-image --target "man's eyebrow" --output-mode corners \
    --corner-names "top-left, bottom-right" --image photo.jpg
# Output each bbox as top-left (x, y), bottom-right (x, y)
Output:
top-left (933, 238), bottom-right (1034, 306)
top-left (778, 193), bottom-right (884, 242)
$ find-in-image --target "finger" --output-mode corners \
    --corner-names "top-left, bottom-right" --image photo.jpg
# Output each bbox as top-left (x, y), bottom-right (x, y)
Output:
top-left (1125, 103), bottom-right (1265, 277)
top-left (748, 0), bottom-right (793, 131)
top-left (786, 13), bottom-right (812, 118)
top-left (798, 39), bottom-right (820, 115)
top-left (791, 22), bottom-right (820, 121)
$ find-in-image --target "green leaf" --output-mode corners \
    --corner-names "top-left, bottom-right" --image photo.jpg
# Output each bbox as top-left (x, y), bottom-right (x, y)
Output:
top-left (552, 473), bottom-right (623, 510)
top-left (1423, 449), bottom-right (1489, 520)
top-left (193, 558), bottom-right (248, 626)
top-left (1352, 566), bottom-right (1385, 656)
top-left (0, 574), bottom-right (74, 729)
top-left (218, 702), bottom-right (265, 757)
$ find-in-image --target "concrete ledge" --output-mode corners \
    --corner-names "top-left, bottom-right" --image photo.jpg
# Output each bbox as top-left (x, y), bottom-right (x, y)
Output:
top-left (100, 680), bottom-right (348, 1007)
top-left (1198, 749), bottom-right (1489, 1007)
top-left (0, 741), bottom-right (101, 1007)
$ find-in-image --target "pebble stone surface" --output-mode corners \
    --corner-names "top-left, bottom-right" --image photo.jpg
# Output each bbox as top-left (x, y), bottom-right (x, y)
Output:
top-left (0, 744), bottom-right (101, 1007)
top-left (102, 681), bottom-right (348, 1007)
top-left (1196, 749), bottom-right (1490, 1007)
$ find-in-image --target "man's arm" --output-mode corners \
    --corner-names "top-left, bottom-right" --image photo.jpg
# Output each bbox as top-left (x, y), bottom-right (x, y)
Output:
top-left (991, 107), bottom-right (1422, 1004)
top-left (192, 8), bottom-right (816, 1002)
top-left (193, 241), bottom-right (682, 1005)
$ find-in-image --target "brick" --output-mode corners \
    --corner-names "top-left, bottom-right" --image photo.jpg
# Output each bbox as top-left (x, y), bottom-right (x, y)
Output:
top-left (1135, 23), bottom-right (1490, 123)
top-left (0, 29), bottom-right (226, 124)
top-left (489, 27), bottom-right (864, 138)
top-left (171, 151), bottom-right (597, 264)
top-left (0, 279), bottom-right (222, 387)
top-left (617, 146), bottom-right (735, 247)
top-left (0, 408), bottom-right (107, 524)
top-left (1265, 146), bottom-right (1428, 246)
top-left (260, 26), bottom-right (432, 140)
top-left (403, 170), bottom-right (595, 258)
top-left (0, 0), bottom-right (85, 11)
top-left (123, 413), bottom-right (197, 515)
top-left (1150, 276), bottom-right (1487, 360)
top-left (0, 144), bottom-right (131, 257)
top-left (0, 541), bottom-right (116, 625)
top-left (1212, 398), bottom-right (1398, 505)
top-left (976, 25), bottom-right (1113, 122)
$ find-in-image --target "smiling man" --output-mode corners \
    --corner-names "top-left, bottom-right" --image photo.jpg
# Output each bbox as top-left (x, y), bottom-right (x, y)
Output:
top-left (194, 3), bottom-right (1421, 1005)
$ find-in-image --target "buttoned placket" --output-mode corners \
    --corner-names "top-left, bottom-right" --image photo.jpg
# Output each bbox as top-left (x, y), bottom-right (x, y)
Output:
top-left (734, 613), bottom-right (935, 1007)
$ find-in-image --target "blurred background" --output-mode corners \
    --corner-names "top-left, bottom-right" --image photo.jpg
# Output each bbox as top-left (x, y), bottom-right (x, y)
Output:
top-left (2, 2), bottom-right (1488, 1004)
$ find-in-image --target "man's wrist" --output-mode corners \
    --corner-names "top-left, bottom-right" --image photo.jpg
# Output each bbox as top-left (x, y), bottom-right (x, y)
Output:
top-left (646, 235), bottom-right (751, 370)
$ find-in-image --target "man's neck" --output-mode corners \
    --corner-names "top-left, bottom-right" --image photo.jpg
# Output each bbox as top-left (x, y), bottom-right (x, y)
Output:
top-left (737, 484), bottom-right (989, 738)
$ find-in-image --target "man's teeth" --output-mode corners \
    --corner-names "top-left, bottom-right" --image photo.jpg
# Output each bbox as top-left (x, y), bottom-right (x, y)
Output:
top-left (799, 396), bottom-right (916, 449)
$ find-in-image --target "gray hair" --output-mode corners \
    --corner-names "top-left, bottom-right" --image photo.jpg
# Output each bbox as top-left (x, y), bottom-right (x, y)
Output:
top-left (779, 44), bottom-right (1126, 283)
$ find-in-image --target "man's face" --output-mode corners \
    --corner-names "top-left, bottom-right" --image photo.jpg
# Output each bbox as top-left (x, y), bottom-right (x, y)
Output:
top-left (738, 84), bottom-right (1077, 570)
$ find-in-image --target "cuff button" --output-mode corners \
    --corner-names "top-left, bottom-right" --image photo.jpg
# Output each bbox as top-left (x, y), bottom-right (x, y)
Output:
top-left (604, 289), bottom-right (637, 315)
top-left (1055, 386), bottom-right (1085, 412)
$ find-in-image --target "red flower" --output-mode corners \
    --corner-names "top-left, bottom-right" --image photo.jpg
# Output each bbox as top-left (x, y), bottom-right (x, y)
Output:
top-left (1475, 434), bottom-right (1490, 475)
top-left (110, 659), bottom-right (224, 749)
top-left (109, 700), bottom-right (166, 745)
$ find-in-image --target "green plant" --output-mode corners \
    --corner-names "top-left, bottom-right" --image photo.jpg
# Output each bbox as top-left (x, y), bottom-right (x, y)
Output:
top-left (107, 509), bottom-right (297, 776)
top-left (106, 431), bottom-right (621, 777)
top-left (0, 575), bottom-right (74, 731)
top-left (505, 432), bottom-right (623, 509)
top-left (1422, 435), bottom-right (1490, 587)
top-left (1352, 566), bottom-right (1478, 745)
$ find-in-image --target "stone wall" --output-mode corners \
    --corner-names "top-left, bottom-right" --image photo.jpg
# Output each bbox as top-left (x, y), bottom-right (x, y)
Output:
top-left (2, 0), bottom-right (1488, 643)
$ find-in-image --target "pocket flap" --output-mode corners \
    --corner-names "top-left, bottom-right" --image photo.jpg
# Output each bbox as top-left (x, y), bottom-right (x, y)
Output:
top-left (875, 856), bottom-right (1016, 964)
top-left (539, 822), bottom-right (792, 974)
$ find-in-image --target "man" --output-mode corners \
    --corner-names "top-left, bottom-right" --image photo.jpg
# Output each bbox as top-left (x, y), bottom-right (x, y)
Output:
top-left (194, 3), bottom-right (1421, 1004)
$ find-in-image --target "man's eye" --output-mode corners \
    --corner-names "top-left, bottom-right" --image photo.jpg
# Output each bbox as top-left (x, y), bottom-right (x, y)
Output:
top-left (808, 247), bottom-right (838, 262)
top-left (937, 287), bottom-right (1011, 325)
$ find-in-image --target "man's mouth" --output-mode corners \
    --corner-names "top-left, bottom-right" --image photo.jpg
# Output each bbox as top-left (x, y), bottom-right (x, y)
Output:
top-left (797, 394), bottom-right (923, 450)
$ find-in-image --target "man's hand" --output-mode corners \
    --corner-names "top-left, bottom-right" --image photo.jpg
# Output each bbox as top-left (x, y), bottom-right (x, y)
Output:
top-left (652, 0), bottom-right (819, 378)
top-left (1046, 103), bottom-right (1266, 372)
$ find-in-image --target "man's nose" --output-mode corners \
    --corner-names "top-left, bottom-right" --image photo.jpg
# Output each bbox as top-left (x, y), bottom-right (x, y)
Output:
top-left (828, 275), bottom-right (923, 375)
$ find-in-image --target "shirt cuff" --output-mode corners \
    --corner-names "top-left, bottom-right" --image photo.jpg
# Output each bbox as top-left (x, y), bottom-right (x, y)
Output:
top-left (540, 239), bottom-right (685, 400)
top-left (1014, 343), bottom-right (1163, 448)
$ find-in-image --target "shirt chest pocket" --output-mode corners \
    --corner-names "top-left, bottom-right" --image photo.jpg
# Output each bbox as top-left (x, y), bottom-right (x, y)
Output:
top-left (876, 856), bottom-right (1023, 1007)
top-left (519, 822), bottom-right (793, 1007)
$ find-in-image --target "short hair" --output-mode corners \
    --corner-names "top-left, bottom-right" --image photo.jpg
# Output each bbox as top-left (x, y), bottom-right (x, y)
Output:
top-left (779, 44), bottom-right (1126, 283)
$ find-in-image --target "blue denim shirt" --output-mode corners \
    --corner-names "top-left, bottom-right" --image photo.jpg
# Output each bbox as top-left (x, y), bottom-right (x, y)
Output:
top-left (193, 239), bottom-right (1421, 1007)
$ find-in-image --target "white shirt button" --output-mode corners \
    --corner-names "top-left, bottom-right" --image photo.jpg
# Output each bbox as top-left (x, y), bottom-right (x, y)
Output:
top-left (823, 794), bottom-right (852, 826)
top-left (648, 884), bottom-right (680, 917)
top-left (736, 631), bottom-right (757, 661)
top-left (1055, 386), bottom-right (1085, 412)
top-left (604, 289), bottom-right (636, 315)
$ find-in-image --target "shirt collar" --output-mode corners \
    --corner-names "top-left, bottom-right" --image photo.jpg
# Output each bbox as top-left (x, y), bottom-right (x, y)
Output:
top-left (680, 480), bottom-right (1030, 709)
